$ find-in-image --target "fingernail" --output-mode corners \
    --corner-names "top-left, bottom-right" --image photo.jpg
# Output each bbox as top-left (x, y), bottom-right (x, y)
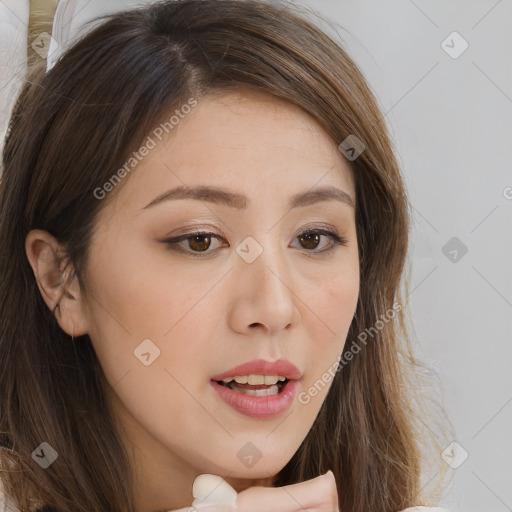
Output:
top-left (191, 474), bottom-right (237, 509)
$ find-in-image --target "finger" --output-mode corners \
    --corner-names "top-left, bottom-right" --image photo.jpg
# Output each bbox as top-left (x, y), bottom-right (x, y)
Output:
top-left (191, 474), bottom-right (238, 510)
top-left (188, 506), bottom-right (235, 512)
top-left (235, 471), bottom-right (339, 512)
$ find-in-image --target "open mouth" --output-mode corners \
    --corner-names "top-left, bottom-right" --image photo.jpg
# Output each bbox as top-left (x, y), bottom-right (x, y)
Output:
top-left (214, 378), bottom-right (289, 396)
top-left (210, 373), bottom-right (300, 419)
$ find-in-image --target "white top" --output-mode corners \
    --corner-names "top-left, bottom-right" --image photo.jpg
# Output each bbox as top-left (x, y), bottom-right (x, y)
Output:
top-left (1, 467), bottom-right (451, 512)
top-left (0, 481), bottom-right (451, 512)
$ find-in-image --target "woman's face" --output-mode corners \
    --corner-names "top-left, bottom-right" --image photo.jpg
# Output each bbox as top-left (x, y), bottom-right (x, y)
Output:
top-left (71, 89), bottom-right (359, 499)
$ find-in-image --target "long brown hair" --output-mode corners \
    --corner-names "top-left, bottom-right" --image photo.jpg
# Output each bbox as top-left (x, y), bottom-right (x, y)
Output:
top-left (0, 1), bottom-right (453, 510)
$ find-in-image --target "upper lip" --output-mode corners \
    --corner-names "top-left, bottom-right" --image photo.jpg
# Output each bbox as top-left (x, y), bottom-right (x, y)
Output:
top-left (211, 358), bottom-right (302, 381)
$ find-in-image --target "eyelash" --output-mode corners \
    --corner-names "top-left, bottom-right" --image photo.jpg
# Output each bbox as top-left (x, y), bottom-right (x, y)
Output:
top-left (161, 226), bottom-right (348, 259)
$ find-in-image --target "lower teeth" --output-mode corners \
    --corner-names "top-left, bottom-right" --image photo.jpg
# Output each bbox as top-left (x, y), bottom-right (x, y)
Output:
top-left (228, 382), bottom-right (282, 396)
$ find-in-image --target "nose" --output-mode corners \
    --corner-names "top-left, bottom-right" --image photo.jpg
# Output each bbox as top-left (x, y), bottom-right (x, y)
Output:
top-left (227, 241), bottom-right (300, 336)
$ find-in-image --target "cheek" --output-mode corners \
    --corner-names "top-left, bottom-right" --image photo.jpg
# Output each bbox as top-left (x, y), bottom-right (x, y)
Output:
top-left (86, 255), bottom-right (220, 392)
top-left (299, 268), bottom-right (359, 403)
top-left (305, 263), bottom-right (359, 339)
top-left (85, 281), bottom-right (210, 396)
top-left (85, 236), bottom-right (198, 337)
top-left (87, 288), bottom-right (213, 446)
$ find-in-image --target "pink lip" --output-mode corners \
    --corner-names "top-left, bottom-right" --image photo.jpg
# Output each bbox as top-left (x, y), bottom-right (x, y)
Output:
top-left (210, 358), bottom-right (302, 419)
top-left (210, 358), bottom-right (302, 381)
top-left (209, 379), bottom-right (300, 419)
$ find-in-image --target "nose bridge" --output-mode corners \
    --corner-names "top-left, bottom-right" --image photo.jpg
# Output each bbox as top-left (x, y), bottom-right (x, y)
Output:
top-left (241, 230), bottom-right (288, 286)
top-left (253, 241), bottom-right (289, 294)
top-left (233, 232), bottom-right (298, 333)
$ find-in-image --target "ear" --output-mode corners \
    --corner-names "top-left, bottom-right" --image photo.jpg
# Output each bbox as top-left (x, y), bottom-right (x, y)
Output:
top-left (25, 229), bottom-right (88, 337)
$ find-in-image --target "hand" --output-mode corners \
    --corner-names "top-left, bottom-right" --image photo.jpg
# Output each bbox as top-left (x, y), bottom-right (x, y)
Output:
top-left (170, 470), bottom-right (340, 512)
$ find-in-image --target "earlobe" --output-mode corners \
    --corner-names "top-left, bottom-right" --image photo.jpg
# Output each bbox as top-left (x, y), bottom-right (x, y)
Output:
top-left (25, 229), bottom-right (88, 337)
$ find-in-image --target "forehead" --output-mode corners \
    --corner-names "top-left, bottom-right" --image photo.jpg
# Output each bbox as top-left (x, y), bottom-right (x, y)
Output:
top-left (171, 89), bottom-right (349, 169)
top-left (104, 88), bottom-right (356, 214)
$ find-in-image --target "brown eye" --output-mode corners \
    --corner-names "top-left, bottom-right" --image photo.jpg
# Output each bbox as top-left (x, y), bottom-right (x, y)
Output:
top-left (187, 234), bottom-right (212, 252)
top-left (298, 232), bottom-right (321, 250)
top-left (163, 227), bottom-right (347, 259)
top-left (162, 231), bottom-right (225, 258)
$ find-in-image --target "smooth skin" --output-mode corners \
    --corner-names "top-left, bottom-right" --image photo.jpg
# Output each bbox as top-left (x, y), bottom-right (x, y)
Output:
top-left (25, 88), bottom-right (358, 511)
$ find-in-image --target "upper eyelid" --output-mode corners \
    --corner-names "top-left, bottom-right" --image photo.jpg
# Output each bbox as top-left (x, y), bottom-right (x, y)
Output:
top-left (167, 227), bottom-right (339, 242)
top-left (169, 222), bottom-right (341, 237)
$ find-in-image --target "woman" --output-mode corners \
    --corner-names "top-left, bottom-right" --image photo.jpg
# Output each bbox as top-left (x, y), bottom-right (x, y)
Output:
top-left (0, 1), bottom-right (453, 511)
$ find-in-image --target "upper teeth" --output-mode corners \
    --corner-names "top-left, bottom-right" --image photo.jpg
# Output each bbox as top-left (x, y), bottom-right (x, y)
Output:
top-left (222, 374), bottom-right (287, 385)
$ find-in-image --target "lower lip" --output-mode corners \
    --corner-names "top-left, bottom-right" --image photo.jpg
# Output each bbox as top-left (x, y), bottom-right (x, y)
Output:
top-left (210, 379), bottom-right (300, 419)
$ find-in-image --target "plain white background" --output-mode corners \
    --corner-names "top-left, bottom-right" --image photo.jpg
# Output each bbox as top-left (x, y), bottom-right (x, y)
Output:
top-left (294, 1), bottom-right (511, 511)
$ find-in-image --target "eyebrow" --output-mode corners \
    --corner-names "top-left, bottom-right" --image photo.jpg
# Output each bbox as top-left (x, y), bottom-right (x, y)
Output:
top-left (142, 184), bottom-right (354, 210)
